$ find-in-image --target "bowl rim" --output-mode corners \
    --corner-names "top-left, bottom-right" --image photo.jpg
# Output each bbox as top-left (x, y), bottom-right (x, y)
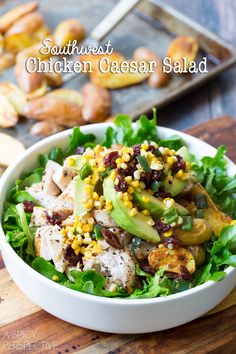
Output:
top-left (0, 122), bottom-right (235, 305)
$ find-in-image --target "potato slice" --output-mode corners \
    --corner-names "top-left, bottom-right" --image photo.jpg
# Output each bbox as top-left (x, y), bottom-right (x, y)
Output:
top-left (0, 52), bottom-right (15, 71)
top-left (5, 32), bottom-right (35, 54)
top-left (30, 120), bottom-right (63, 137)
top-left (188, 246), bottom-right (206, 267)
top-left (15, 59), bottom-right (44, 93)
top-left (53, 19), bottom-right (85, 47)
top-left (43, 63), bottom-right (62, 88)
top-left (48, 88), bottom-right (82, 105)
top-left (22, 95), bottom-right (84, 127)
top-left (0, 133), bottom-right (25, 166)
top-left (167, 36), bottom-right (199, 72)
top-left (90, 62), bottom-right (149, 89)
top-left (0, 1), bottom-right (38, 33)
top-left (0, 82), bottom-right (27, 114)
top-left (191, 183), bottom-right (232, 236)
top-left (148, 245), bottom-right (196, 274)
top-left (81, 82), bottom-right (111, 123)
top-left (0, 93), bottom-right (18, 128)
top-left (175, 219), bottom-right (212, 246)
top-left (133, 47), bottom-right (169, 88)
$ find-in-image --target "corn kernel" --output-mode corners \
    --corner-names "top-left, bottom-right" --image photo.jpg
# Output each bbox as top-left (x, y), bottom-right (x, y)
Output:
top-left (121, 162), bottom-right (128, 169)
top-left (129, 208), bottom-right (138, 217)
top-left (147, 219), bottom-right (155, 226)
top-left (124, 201), bottom-right (133, 209)
top-left (52, 275), bottom-right (59, 282)
top-left (231, 220), bottom-right (236, 225)
top-left (110, 170), bottom-right (117, 180)
top-left (163, 229), bottom-right (173, 237)
top-left (122, 153), bottom-right (130, 162)
top-left (142, 209), bottom-right (150, 216)
top-left (116, 158), bottom-right (123, 164)
top-left (131, 180), bottom-right (140, 188)
top-left (133, 170), bottom-right (141, 180)
top-left (142, 195), bottom-right (150, 203)
top-left (93, 192), bottom-right (99, 200)
top-left (98, 165), bottom-right (105, 172)
top-left (176, 169), bottom-right (184, 178)
top-left (85, 201), bottom-right (94, 210)
top-left (68, 157), bottom-right (75, 166)
top-left (167, 156), bottom-right (175, 165)
top-left (71, 239), bottom-right (79, 249)
top-left (88, 217), bottom-right (95, 224)
top-left (141, 143), bottom-right (149, 150)
top-left (125, 176), bottom-right (132, 183)
top-left (128, 186), bottom-right (135, 194)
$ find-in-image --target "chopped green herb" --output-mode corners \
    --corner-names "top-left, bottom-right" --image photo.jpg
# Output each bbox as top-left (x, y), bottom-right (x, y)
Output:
top-left (80, 162), bottom-right (92, 180)
top-left (92, 224), bottom-right (103, 240)
top-left (163, 207), bottom-right (178, 224)
top-left (182, 216), bottom-right (193, 231)
top-left (137, 155), bottom-right (151, 173)
top-left (100, 166), bottom-right (112, 178)
top-left (151, 181), bottom-right (161, 193)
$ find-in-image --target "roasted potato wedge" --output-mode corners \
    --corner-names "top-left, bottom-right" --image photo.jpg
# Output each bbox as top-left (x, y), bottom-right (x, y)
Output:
top-left (0, 93), bottom-right (18, 128)
top-left (133, 47), bottom-right (169, 88)
top-left (15, 59), bottom-right (44, 93)
top-left (48, 88), bottom-right (82, 105)
top-left (22, 95), bottom-right (84, 127)
top-left (80, 52), bottom-right (124, 73)
top-left (0, 82), bottom-right (27, 114)
top-left (43, 62), bottom-right (62, 88)
top-left (16, 40), bottom-right (53, 63)
top-left (188, 246), bottom-right (206, 267)
top-left (0, 132), bottom-right (25, 166)
top-left (0, 52), bottom-right (15, 71)
top-left (5, 12), bottom-right (44, 36)
top-left (167, 36), bottom-right (199, 72)
top-left (191, 183), bottom-right (232, 236)
top-left (148, 245), bottom-right (196, 274)
top-left (0, 1), bottom-right (38, 33)
top-left (0, 33), bottom-right (3, 56)
top-left (26, 81), bottom-right (48, 100)
top-left (90, 62), bottom-right (149, 89)
top-left (30, 120), bottom-right (63, 137)
top-left (175, 218), bottom-right (212, 246)
top-left (82, 83), bottom-right (111, 123)
top-left (5, 32), bottom-right (35, 54)
top-left (53, 19), bottom-right (85, 47)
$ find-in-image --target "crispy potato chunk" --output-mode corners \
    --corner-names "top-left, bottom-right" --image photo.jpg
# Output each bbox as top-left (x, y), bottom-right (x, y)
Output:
top-left (167, 36), bottom-right (199, 72)
top-left (30, 121), bottom-right (63, 137)
top-left (175, 219), bottom-right (212, 246)
top-left (0, 81), bottom-right (26, 114)
top-left (81, 82), bottom-right (111, 123)
top-left (0, 52), bottom-right (14, 71)
top-left (48, 88), bottom-right (83, 105)
top-left (22, 95), bottom-right (84, 127)
top-left (16, 39), bottom-right (54, 63)
top-left (26, 81), bottom-right (48, 100)
top-left (0, 1), bottom-right (38, 33)
top-left (0, 93), bottom-right (18, 127)
top-left (53, 19), bottom-right (85, 47)
top-left (191, 183), bottom-right (232, 236)
top-left (133, 47), bottom-right (169, 88)
top-left (188, 245), bottom-right (206, 267)
top-left (148, 245), bottom-right (196, 274)
top-left (0, 132), bottom-right (25, 166)
top-left (15, 59), bottom-right (44, 93)
top-left (80, 52), bottom-right (124, 73)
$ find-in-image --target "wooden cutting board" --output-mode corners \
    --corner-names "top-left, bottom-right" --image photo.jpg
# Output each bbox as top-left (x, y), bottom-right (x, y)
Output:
top-left (0, 116), bottom-right (236, 354)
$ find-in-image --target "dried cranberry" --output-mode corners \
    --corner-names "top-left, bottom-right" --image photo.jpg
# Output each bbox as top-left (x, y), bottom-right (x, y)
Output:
top-left (133, 144), bottom-right (141, 156)
top-left (139, 262), bottom-right (156, 275)
top-left (172, 155), bottom-right (186, 174)
top-left (154, 191), bottom-right (172, 199)
top-left (104, 151), bottom-right (119, 168)
top-left (22, 201), bottom-right (35, 213)
top-left (102, 229), bottom-right (122, 249)
top-left (140, 172), bottom-right (151, 186)
top-left (63, 245), bottom-right (82, 266)
top-left (114, 175), bottom-right (128, 192)
top-left (148, 145), bottom-right (157, 154)
top-left (45, 211), bottom-right (62, 226)
top-left (116, 157), bottom-right (137, 176)
top-left (154, 220), bottom-right (170, 234)
top-left (75, 146), bottom-right (85, 155)
top-left (151, 170), bottom-right (163, 182)
top-left (163, 236), bottom-right (182, 249)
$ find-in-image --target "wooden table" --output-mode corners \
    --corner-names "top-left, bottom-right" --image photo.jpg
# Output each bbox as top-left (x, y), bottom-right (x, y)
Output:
top-left (158, 0), bottom-right (236, 132)
top-left (0, 116), bottom-right (236, 354)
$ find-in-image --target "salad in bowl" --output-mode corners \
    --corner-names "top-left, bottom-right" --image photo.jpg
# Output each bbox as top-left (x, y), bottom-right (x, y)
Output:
top-left (2, 112), bottom-right (236, 300)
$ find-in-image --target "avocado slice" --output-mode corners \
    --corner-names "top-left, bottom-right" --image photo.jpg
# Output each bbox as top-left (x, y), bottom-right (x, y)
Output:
top-left (176, 146), bottom-right (192, 162)
top-left (103, 175), bottom-right (160, 244)
top-left (163, 175), bottom-right (187, 196)
top-left (133, 190), bottom-right (188, 216)
top-left (74, 176), bottom-right (92, 216)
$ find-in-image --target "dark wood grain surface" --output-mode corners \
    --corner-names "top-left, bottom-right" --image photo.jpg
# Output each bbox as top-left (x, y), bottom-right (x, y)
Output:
top-left (158, 0), bottom-right (236, 131)
top-left (1, 116), bottom-right (236, 354)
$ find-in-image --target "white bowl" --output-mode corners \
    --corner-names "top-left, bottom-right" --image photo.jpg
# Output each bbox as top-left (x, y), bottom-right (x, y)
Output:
top-left (0, 123), bottom-right (236, 334)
